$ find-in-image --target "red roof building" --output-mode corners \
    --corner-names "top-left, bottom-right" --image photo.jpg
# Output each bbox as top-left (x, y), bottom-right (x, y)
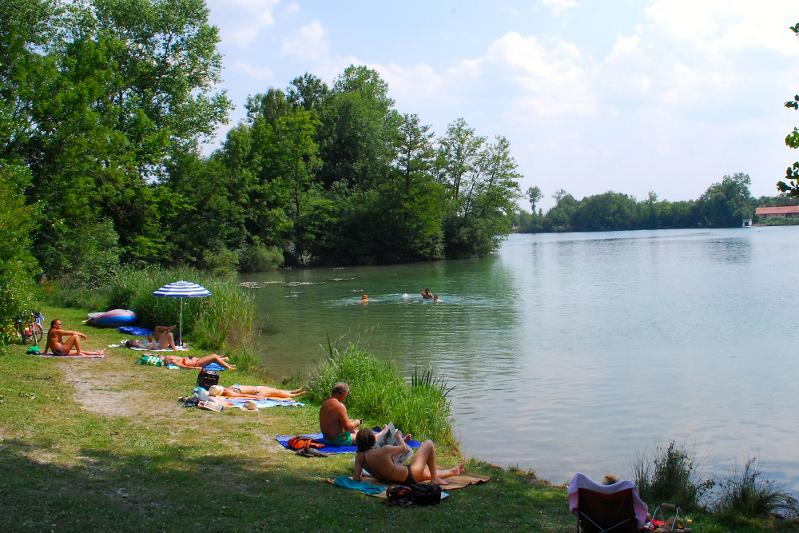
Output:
top-left (755, 206), bottom-right (799, 218)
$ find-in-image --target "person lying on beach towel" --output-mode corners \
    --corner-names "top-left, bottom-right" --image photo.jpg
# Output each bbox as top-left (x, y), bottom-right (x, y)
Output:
top-left (124, 325), bottom-right (178, 351)
top-left (354, 428), bottom-right (464, 486)
top-left (207, 384), bottom-right (306, 400)
top-left (140, 353), bottom-right (236, 370)
top-left (46, 319), bottom-right (106, 356)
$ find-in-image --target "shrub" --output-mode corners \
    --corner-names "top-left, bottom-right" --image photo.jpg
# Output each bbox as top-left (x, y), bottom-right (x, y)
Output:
top-left (634, 442), bottom-right (713, 511)
top-left (715, 458), bottom-right (799, 519)
top-left (201, 246), bottom-right (239, 277)
top-left (239, 240), bottom-right (283, 272)
top-left (307, 341), bottom-right (454, 445)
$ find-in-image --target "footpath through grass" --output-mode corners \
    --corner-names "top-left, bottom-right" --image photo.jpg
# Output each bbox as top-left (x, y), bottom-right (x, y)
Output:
top-left (0, 304), bottom-right (572, 532)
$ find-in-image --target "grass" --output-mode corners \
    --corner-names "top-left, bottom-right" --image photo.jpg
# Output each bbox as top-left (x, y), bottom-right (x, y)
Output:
top-left (634, 441), bottom-right (714, 512)
top-left (715, 459), bottom-right (799, 523)
top-left (0, 303), bottom-right (575, 532)
top-left (307, 340), bottom-right (455, 445)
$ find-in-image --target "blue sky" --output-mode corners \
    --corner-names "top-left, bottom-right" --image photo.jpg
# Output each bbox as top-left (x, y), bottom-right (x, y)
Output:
top-left (205, 0), bottom-right (799, 209)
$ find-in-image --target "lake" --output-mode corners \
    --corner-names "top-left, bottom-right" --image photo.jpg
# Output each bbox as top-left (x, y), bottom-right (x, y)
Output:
top-left (240, 227), bottom-right (799, 492)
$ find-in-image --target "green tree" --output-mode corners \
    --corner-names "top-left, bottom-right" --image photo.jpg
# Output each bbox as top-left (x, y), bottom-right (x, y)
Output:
top-left (526, 185), bottom-right (543, 212)
top-left (698, 173), bottom-right (753, 227)
top-left (777, 23), bottom-right (799, 196)
top-left (572, 192), bottom-right (637, 231)
top-left (545, 190), bottom-right (579, 232)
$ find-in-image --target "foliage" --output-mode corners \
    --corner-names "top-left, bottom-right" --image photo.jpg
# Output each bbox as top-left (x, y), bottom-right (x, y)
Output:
top-left (0, 164), bottom-right (39, 349)
top-left (777, 22), bottom-right (799, 196)
top-left (634, 441), bottom-right (714, 512)
top-left (714, 458), bottom-right (799, 520)
top-left (238, 240), bottom-right (283, 272)
top-left (307, 341), bottom-right (454, 444)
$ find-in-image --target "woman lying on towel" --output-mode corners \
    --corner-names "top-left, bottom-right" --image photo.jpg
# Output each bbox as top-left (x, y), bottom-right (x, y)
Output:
top-left (124, 325), bottom-right (179, 351)
top-left (155, 353), bottom-right (236, 370)
top-left (353, 428), bottom-right (464, 486)
top-left (207, 384), bottom-right (306, 399)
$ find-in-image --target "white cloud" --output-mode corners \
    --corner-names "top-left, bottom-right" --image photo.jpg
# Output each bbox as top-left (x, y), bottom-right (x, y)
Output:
top-left (485, 32), bottom-right (596, 117)
top-left (232, 61), bottom-right (273, 81)
top-left (284, 2), bottom-right (299, 14)
top-left (280, 20), bottom-right (329, 62)
top-left (207, 0), bottom-right (279, 47)
top-left (542, 0), bottom-right (578, 17)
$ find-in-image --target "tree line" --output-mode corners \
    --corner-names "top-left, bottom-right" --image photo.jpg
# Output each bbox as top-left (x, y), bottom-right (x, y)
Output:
top-left (1, 0), bottom-right (521, 293)
top-left (513, 173), bottom-right (798, 233)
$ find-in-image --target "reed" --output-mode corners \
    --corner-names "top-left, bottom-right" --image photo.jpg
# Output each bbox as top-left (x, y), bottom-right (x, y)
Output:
top-left (307, 340), bottom-right (455, 445)
top-left (714, 458), bottom-right (799, 520)
top-left (633, 441), bottom-right (714, 512)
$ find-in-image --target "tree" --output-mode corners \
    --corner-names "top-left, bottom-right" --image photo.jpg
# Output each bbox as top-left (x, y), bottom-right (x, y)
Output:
top-left (698, 173), bottom-right (753, 227)
top-left (526, 186), bottom-right (543, 212)
top-left (777, 22), bottom-right (799, 196)
top-left (287, 73), bottom-right (329, 112)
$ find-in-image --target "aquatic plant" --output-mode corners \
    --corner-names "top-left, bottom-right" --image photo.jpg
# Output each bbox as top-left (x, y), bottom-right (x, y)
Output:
top-left (307, 340), bottom-right (455, 445)
top-left (714, 458), bottom-right (799, 520)
top-left (633, 441), bottom-right (713, 511)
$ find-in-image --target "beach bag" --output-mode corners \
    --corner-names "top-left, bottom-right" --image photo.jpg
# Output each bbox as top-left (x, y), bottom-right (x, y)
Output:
top-left (197, 370), bottom-right (219, 389)
top-left (287, 435), bottom-right (325, 450)
top-left (386, 483), bottom-right (442, 507)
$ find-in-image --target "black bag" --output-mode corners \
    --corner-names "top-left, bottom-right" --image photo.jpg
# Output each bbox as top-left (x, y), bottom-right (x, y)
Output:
top-left (197, 370), bottom-right (219, 389)
top-left (385, 483), bottom-right (442, 507)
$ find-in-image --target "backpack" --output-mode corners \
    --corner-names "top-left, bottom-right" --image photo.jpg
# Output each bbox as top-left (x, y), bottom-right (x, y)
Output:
top-left (385, 483), bottom-right (442, 507)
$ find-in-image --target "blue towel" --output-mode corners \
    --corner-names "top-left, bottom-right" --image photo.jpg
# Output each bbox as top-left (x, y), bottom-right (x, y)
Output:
top-left (275, 432), bottom-right (421, 454)
top-left (118, 326), bottom-right (153, 336)
top-left (332, 476), bottom-right (386, 495)
top-left (202, 362), bottom-right (225, 372)
top-left (226, 398), bottom-right (303, 408)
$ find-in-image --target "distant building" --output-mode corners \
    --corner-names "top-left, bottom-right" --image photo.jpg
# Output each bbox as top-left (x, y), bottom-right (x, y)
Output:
top-left (755, 206), bottom-right (799, 219)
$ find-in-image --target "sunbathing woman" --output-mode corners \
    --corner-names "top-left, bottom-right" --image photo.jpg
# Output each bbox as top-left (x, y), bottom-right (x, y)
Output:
top-left (353, 428), bottom-right (464, 486)
top-left (46, 319), bottom-right (105, 356)
top-left (124, 325), bottom-right (179, 351)
top-left (160, 353), bottom-right (236, 370)
top-left (207, 384), bottom-right (306, 399)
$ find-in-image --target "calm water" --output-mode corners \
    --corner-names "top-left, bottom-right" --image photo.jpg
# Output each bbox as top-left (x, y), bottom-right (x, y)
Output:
top-left (240, 228), bottom-right (799, 491)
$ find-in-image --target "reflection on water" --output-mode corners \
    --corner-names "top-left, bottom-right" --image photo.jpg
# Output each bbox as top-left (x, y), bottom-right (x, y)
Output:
top-left (242, 227), bottom-right (799, 492)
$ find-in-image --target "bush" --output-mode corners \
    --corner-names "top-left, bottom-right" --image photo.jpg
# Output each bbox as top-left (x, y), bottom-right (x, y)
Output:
top-left (239, 240), bottom-right (283, 272)
top-left (634, 442), bottom-right (713, 511)
top-left (715, 458), bottom-right (799, 520)
top-left (201, 246), bottom-right (239, 277)
top-left (43, 266), bottom-right (255, 353)
top-left (307, 341), bottom-right (454, 445)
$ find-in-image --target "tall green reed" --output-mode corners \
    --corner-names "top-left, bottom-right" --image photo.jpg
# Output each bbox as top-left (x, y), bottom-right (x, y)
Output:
top-left (307, 340), bottom-right (455, 445)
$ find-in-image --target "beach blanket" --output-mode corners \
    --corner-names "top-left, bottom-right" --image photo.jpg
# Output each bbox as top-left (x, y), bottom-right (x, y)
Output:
top-left (275, 432), bottom-right (421, 454)
top-left (117, 326), bottom-right (153, 336)
top-left (328, 476), bottom-right (387, 495)
top-left (225, 398), bottom-right (303, 409)
top-left (360, 472), bottom-right (491, 499)
top-left (34, 353), bottom-right (105, 359)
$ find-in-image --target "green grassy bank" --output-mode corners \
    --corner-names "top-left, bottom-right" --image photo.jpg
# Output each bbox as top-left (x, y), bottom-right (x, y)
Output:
top-left (2, 304), bottom-right (797, 531)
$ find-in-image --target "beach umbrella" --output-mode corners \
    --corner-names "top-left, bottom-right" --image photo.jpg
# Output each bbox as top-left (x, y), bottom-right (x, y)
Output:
top-left (152, 280), bottom-right (211, 346)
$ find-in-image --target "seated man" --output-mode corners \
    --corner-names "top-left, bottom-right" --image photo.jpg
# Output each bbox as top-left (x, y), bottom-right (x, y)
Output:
top-left (46, 319), bottom-right (105, 356)
top-left (207, 384), bottom-right (306, 399)
top-left (124, 325), bottom-right (178, 350)
top-left (319, 382), bottom-right (362, 446)
top-left (353, 428), bottom-right (464, 486)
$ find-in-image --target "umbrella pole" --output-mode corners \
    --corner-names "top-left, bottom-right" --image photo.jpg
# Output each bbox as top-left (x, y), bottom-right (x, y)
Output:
top-left (179, 298), bottom-right (183, 347)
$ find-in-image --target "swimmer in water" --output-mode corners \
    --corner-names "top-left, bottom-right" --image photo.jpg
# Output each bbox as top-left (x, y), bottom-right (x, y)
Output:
top-left (360, 293), bottom-right (369, 304)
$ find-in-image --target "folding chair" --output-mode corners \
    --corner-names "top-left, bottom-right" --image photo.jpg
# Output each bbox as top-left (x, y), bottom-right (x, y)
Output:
top-left (568, 473), bottom-right (648, 533)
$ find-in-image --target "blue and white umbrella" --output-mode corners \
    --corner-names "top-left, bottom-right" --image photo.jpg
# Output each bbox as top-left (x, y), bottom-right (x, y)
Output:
top-left (152, 281), bottom-right (211, 346)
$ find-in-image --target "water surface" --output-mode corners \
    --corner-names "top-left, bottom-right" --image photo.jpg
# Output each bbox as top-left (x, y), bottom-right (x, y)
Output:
top-left (241, 228), bottom-right (799, 491)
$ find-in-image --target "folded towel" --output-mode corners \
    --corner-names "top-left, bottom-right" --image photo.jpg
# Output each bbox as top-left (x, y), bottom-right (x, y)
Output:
top-left (331, 476), bottom-right (386, 495)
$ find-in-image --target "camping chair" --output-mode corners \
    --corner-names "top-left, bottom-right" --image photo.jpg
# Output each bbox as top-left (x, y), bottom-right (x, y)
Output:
top-left (568, 473), bottom-right (648, 533)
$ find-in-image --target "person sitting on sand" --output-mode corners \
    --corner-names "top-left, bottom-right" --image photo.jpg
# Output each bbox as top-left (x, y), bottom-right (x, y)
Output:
top-left (207, 384), bottom-right (306, 399)
top-left (420, 288), bottom-right (433, 299)
top-left (319, 382), bottom-right (362, 446)
top-left (124, 325), bottom-right (179, 351)
top-left (46, 319), bottom-right (105, 356)
top-left (157, 353), bottom-right (236, 370)
top-left (353, 428), bottom-right (464, 486)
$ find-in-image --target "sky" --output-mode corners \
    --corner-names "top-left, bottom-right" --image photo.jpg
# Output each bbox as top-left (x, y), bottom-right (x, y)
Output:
top-left (204, 0), bottom-right (799, 210)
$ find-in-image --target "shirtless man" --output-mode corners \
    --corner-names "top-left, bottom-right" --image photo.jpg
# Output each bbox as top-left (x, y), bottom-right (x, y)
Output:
top-left (319, 382), bottom-right (362, 446)
top-left (353, 428), bottom-right (464, 486)
top-left (125, 325), bottom-right (178, 351)
top-left (207, 384), bottom-right (306, 399)
top-left (46, 319), bottom-right (105, 356)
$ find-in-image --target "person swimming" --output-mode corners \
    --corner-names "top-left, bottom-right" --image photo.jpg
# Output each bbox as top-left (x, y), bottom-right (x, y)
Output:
top-left (420, 288), bottom-right (433, 299)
